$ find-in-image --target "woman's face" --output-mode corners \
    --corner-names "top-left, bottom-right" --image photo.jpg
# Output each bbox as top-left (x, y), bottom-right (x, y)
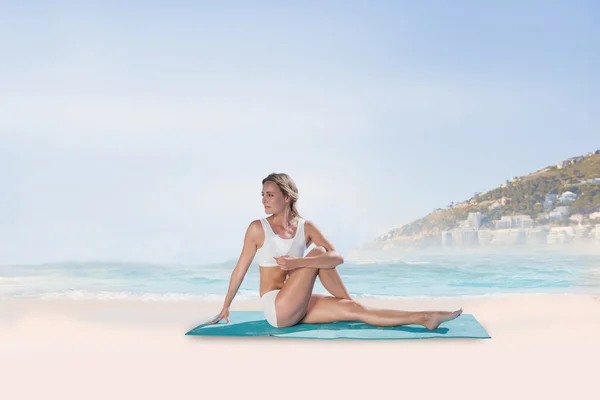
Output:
top-left (262, 181), bottom-right (288, 214)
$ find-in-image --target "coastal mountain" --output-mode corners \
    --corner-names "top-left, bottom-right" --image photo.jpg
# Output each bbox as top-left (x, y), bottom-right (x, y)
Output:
top-left (354, 150), bottom-right (600, 254)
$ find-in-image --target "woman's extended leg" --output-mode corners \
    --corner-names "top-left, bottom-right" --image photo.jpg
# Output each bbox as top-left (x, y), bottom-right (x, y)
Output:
top-left (275, 248), bottom-right (461, 329)
top-left (299, 294), bottom-right (462, 330)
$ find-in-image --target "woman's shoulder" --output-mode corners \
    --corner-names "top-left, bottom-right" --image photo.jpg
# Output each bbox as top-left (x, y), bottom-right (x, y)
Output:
top-left (302, 218), bottom-right (317, 231)
top-left (248, 218), bottom-right (265, 230)
top-left (245, 219), bottom-right (266, 238)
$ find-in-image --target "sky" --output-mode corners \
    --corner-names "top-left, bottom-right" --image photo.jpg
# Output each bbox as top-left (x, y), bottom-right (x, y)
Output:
top-left (1, 0), bottom-right (598, 265)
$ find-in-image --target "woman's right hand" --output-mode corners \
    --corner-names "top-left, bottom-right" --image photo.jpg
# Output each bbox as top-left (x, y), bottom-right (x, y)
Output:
top-left (206, 307), bottom-right (230, 324)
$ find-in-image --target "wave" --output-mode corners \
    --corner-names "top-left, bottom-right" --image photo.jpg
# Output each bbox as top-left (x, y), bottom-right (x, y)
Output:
top-left (347, 259), bottom-right (431, 266)
top-left (0, 260), bottom-right (239, 270)
top-left (1, 289), bottom-right (595, 302)
top-left (350, 291), bottom-right (596, 300)
top-left (0, 277), bottom-right (22, 286)
top-left (0, 289), bottom-right (257, 302)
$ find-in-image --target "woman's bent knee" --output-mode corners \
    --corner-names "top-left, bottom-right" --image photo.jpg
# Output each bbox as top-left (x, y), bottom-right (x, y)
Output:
top-left (306, 245), bottom-right (327, 256)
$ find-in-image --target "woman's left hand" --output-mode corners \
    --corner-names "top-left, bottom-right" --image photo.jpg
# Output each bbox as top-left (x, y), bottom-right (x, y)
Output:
top-left (273, 255), bottom-right (304, 271)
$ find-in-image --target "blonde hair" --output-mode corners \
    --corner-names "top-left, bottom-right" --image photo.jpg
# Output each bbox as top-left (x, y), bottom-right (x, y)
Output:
top-left (262, 173), bottom-right (301, 219)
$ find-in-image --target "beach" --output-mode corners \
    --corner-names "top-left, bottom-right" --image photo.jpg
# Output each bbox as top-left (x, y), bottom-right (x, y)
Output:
top-left (1, 294), bottom-right (599, 400)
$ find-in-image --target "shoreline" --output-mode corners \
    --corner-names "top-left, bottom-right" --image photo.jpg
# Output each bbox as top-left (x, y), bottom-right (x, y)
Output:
top-left (2, 289), bottom-right (599, 304)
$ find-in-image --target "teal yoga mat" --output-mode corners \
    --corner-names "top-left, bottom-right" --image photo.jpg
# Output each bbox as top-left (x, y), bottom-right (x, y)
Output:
top-left (185, 311), bottom-right (491, 340)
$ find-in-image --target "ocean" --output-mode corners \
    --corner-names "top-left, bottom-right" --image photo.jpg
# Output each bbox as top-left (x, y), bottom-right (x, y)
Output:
top-left (1, 251), bottom-right (599, 301)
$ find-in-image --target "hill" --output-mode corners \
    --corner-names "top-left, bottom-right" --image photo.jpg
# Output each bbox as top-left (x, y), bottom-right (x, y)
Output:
top-left (369, 150), bottom-right (600, 248)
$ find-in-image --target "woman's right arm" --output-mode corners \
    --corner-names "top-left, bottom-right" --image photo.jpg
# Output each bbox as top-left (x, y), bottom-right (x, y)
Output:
top-left (206, 220), bottom-right (260, 324)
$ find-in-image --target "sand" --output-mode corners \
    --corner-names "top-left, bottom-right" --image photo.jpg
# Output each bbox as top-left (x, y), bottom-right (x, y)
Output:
top-left (1, 294), bottom-right (599, 400)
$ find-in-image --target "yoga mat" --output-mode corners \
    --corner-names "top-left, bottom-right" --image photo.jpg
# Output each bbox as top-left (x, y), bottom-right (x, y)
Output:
top-left (185, 311), bottom-right (491, 340)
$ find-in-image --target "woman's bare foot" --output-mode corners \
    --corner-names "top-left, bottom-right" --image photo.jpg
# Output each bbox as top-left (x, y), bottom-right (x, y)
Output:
top-left (423, 309), bottom-right (463, 330)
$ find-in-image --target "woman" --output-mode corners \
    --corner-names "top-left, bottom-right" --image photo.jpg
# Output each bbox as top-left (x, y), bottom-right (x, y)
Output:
top-left (207, 172), bottom-right (462, 329)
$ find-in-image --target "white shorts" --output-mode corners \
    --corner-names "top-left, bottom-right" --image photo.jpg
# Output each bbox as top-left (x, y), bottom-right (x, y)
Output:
top-left (260, 289), bottom-right (280, 328)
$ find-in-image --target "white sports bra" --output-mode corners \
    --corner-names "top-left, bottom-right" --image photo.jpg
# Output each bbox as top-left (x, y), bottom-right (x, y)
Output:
top-left (257, 217), bottom-right (307, 267)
